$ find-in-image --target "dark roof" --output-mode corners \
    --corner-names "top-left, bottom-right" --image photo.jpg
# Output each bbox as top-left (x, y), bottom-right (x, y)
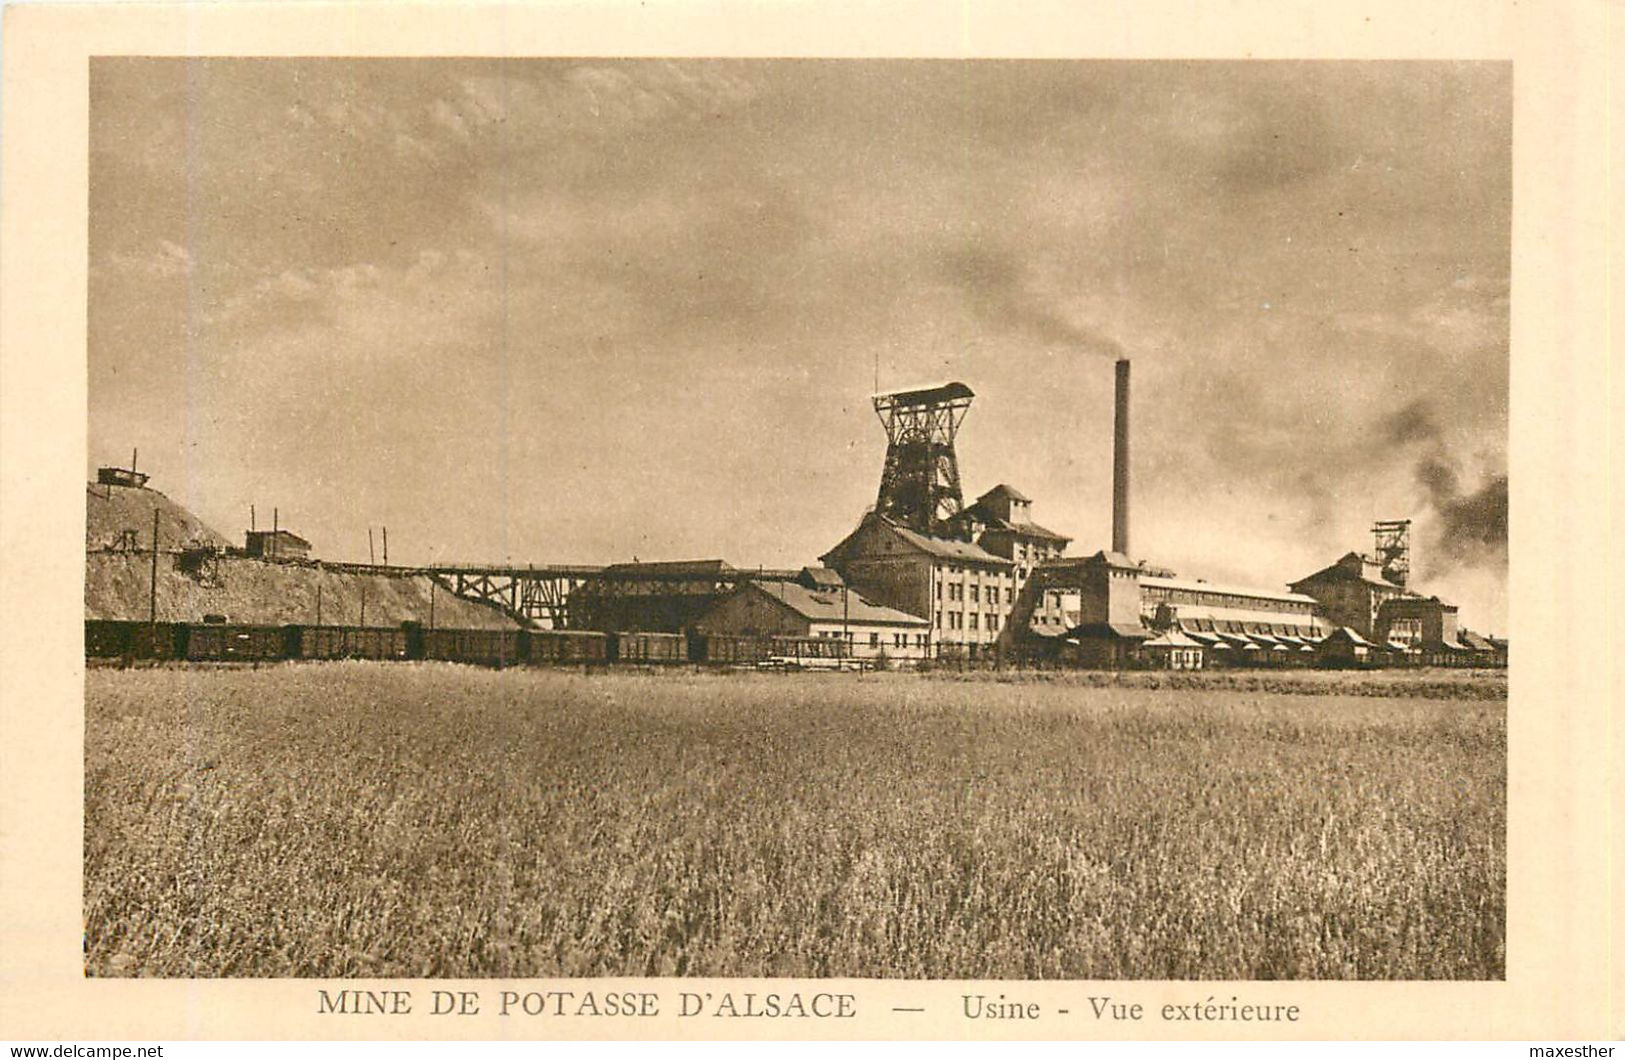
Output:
top-left (1088, 549), bottom-right (1140, 570)
top-left (1291, 552), bottom-right (1406, 592)
top-left (1322, 626), bottom-right (1378, 647)
top-left (885, 521), bottom-right (1010, 565)
top-left (871, 381), bottom-right (974, 407)
top-left (97, 466), bottom-right (150, 488)
top-left (750, 580), bottom-right (927, 627)
top-left (978, 483), bottom-right (1030, 504)
top-left (798, 566), bottom-right (845, 590)
top-left (1068, 621), bottom-right (1151, 640)
top-left (968, 509), bottom-right (1070, 542)
top-left (821, 513), bottom-right (1012, 568)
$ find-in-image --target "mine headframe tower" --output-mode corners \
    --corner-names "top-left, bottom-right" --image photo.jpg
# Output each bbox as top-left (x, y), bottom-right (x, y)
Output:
top-left (1372, 518), bottom-right (1411, 587)
top-left (872, 381), bottom-right (975, 538)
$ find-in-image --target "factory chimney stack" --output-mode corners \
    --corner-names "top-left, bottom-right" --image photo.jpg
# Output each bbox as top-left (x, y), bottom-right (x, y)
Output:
top-left (1112, 357), bottom-right (1131, 557)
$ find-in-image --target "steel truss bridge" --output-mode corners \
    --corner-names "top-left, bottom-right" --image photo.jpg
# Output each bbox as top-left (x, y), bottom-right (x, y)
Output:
top-left (315, 560), bottom-right (800, 629)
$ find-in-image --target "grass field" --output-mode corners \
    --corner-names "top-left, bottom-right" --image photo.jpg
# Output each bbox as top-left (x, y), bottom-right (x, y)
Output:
top-left (83, 665), bottom-right (1505, 980)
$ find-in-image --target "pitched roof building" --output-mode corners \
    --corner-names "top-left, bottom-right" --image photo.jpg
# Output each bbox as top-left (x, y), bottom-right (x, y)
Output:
top-left (694, 568), bottom-right (929, 660)
top-left (1289, 551), bottom-right (1412, 640)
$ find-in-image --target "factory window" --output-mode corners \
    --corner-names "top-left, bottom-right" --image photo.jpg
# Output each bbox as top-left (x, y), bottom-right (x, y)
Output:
top-left (988, 614), bottom-right (999, 631)
top-left (894, 633), bottom-right (905, 648)
top-left (869, 632), bottom-right (880, 648)
top-left (1005, 587), bottom-right (1014, 604)
top-left (969, 585), bottom-right (979, 603)
top-left (969, 613), bottom-right (979, 630)
top-left (934, 611), bottom-right (942, 628)
top-left (935, 580), bottom-right (942, 599)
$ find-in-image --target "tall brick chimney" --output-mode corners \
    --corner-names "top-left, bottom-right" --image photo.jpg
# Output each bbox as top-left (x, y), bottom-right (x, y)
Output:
top-left (1112, 358), bottom-right (1131, 556)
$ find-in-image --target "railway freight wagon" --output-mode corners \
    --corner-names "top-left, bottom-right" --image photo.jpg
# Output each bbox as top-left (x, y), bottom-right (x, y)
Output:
top-left (424, 628), bottom-right (522, 667)
top-left (610, 631), bottom-right (687, 664)
top-left (688, 632), bottom-right (773, 666)
top-left (85, 619), bottom-right (188, 660)
top-left (184, 624), bottom-right (291, 662)
top-left (522, 629), bottom-right (610, 664)
top-left (298, 625), bottom-right (415, 661)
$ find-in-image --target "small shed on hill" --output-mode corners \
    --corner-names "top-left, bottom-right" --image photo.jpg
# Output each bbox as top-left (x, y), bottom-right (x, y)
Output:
top-left (245, 529), bottom-right (312, 561)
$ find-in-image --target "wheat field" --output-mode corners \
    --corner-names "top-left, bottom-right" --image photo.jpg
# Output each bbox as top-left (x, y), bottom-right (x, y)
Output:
top-left (83, 664), bottom-right (1505, 979)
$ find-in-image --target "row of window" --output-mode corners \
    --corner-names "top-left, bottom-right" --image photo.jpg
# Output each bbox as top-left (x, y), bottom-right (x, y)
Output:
top-left (818, 630), bottom-right (931, 649)
top-left (936, 611), bottom-right (1003, 631)
top-left (939, 582), bottom-right (1021, 605)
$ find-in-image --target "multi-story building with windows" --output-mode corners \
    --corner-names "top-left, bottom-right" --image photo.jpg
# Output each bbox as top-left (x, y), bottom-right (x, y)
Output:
top-left (819, 482), bottom-right (1075, 655)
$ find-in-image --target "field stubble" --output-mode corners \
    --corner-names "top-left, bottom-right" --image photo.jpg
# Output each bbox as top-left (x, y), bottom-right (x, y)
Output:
top-left (84, 665), bottom-right (1505, 979)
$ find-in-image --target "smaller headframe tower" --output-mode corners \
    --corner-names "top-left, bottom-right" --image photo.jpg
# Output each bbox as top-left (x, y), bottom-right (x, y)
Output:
top-left (872, 381), bottom-right (975, 538)
top-left (1372, 518), bottom-right (1412, 587)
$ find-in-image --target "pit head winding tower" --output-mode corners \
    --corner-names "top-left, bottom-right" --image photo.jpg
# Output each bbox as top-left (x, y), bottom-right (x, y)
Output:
top-left (871, 381), bottom-right (975, 538)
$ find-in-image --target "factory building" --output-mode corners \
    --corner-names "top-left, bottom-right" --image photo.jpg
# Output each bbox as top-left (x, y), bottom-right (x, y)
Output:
top-left (1288, 552), bottom-right (1411, 641)
top-left (1375, 594), bottom-right (1468, 661)
top-left (818, 382), bottom-right (1075, 655)
top-left (694, 567), bottom-right (930, 662)
top-left (1140, 574), bottom-right (1329, 664)
top-left (570, 559), bottom-right (744, 633)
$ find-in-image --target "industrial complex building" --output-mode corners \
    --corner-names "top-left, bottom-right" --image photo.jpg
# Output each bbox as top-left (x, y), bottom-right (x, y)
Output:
top-left (87, 358), bottom-right (1505, 669)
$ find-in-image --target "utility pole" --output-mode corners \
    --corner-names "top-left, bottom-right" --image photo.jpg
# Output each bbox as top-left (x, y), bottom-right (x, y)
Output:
top-left (368, 528), bottom-right (376, 566)
top-left (842, 581), bottom-right (850, 668)
top-left (382, 526), bottom-right (389, 566)
top-left (272, 507), bottom-right (279, 559)
top-left (429, 577), bottom-right (436, 631)
top-left (316, 584), bottom-right (323, 626)
top-left (148, 507), bottom-right (160, 630)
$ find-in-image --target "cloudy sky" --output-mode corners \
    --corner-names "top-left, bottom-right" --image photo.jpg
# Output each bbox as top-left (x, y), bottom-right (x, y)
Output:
top-left (89, 59), bottom-right (1511, 631)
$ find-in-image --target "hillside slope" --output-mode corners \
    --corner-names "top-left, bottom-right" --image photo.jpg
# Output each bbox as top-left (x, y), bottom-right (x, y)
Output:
top-left (86, 482), bottom-right (232, 551)
top-left (85, 553), bottom-right (518, 629)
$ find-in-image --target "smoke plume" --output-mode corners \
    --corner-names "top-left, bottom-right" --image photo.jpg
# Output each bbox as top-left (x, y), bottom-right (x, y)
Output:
top-left (941, 245), bottom-right (1124, 359)
top-left (1381, 397), bottom-right (1441, 445)
top-left (1416, 457), bottom-right (1508, 573)
top-left (1382, 401), bottom-right (1507, 576)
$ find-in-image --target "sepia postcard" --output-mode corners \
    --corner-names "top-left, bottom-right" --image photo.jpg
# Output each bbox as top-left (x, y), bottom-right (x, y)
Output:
top-left (0, 0), bottom-right (1619, 1044)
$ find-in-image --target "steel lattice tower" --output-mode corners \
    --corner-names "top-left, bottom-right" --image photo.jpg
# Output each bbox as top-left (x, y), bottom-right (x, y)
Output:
top-left (872, 382), bottom-right (975, 538)
top-left (1372, 518), bottom-right (1412, 587)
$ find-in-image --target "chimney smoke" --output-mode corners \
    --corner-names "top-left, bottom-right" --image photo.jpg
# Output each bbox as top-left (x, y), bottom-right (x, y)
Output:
top-left (1112, 358), bottom-right (1131, 557)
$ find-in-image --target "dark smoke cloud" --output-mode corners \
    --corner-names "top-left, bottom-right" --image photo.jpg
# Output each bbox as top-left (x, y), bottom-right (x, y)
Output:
top-left (939, 244), bottom-right (1124, 358)
top-left (1374, 403), bottom-right (1507, 577)
top-left (1416, 456), bottom-right (1508, 575)
top-left (1381, 398), bottom-right (1442, 445)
